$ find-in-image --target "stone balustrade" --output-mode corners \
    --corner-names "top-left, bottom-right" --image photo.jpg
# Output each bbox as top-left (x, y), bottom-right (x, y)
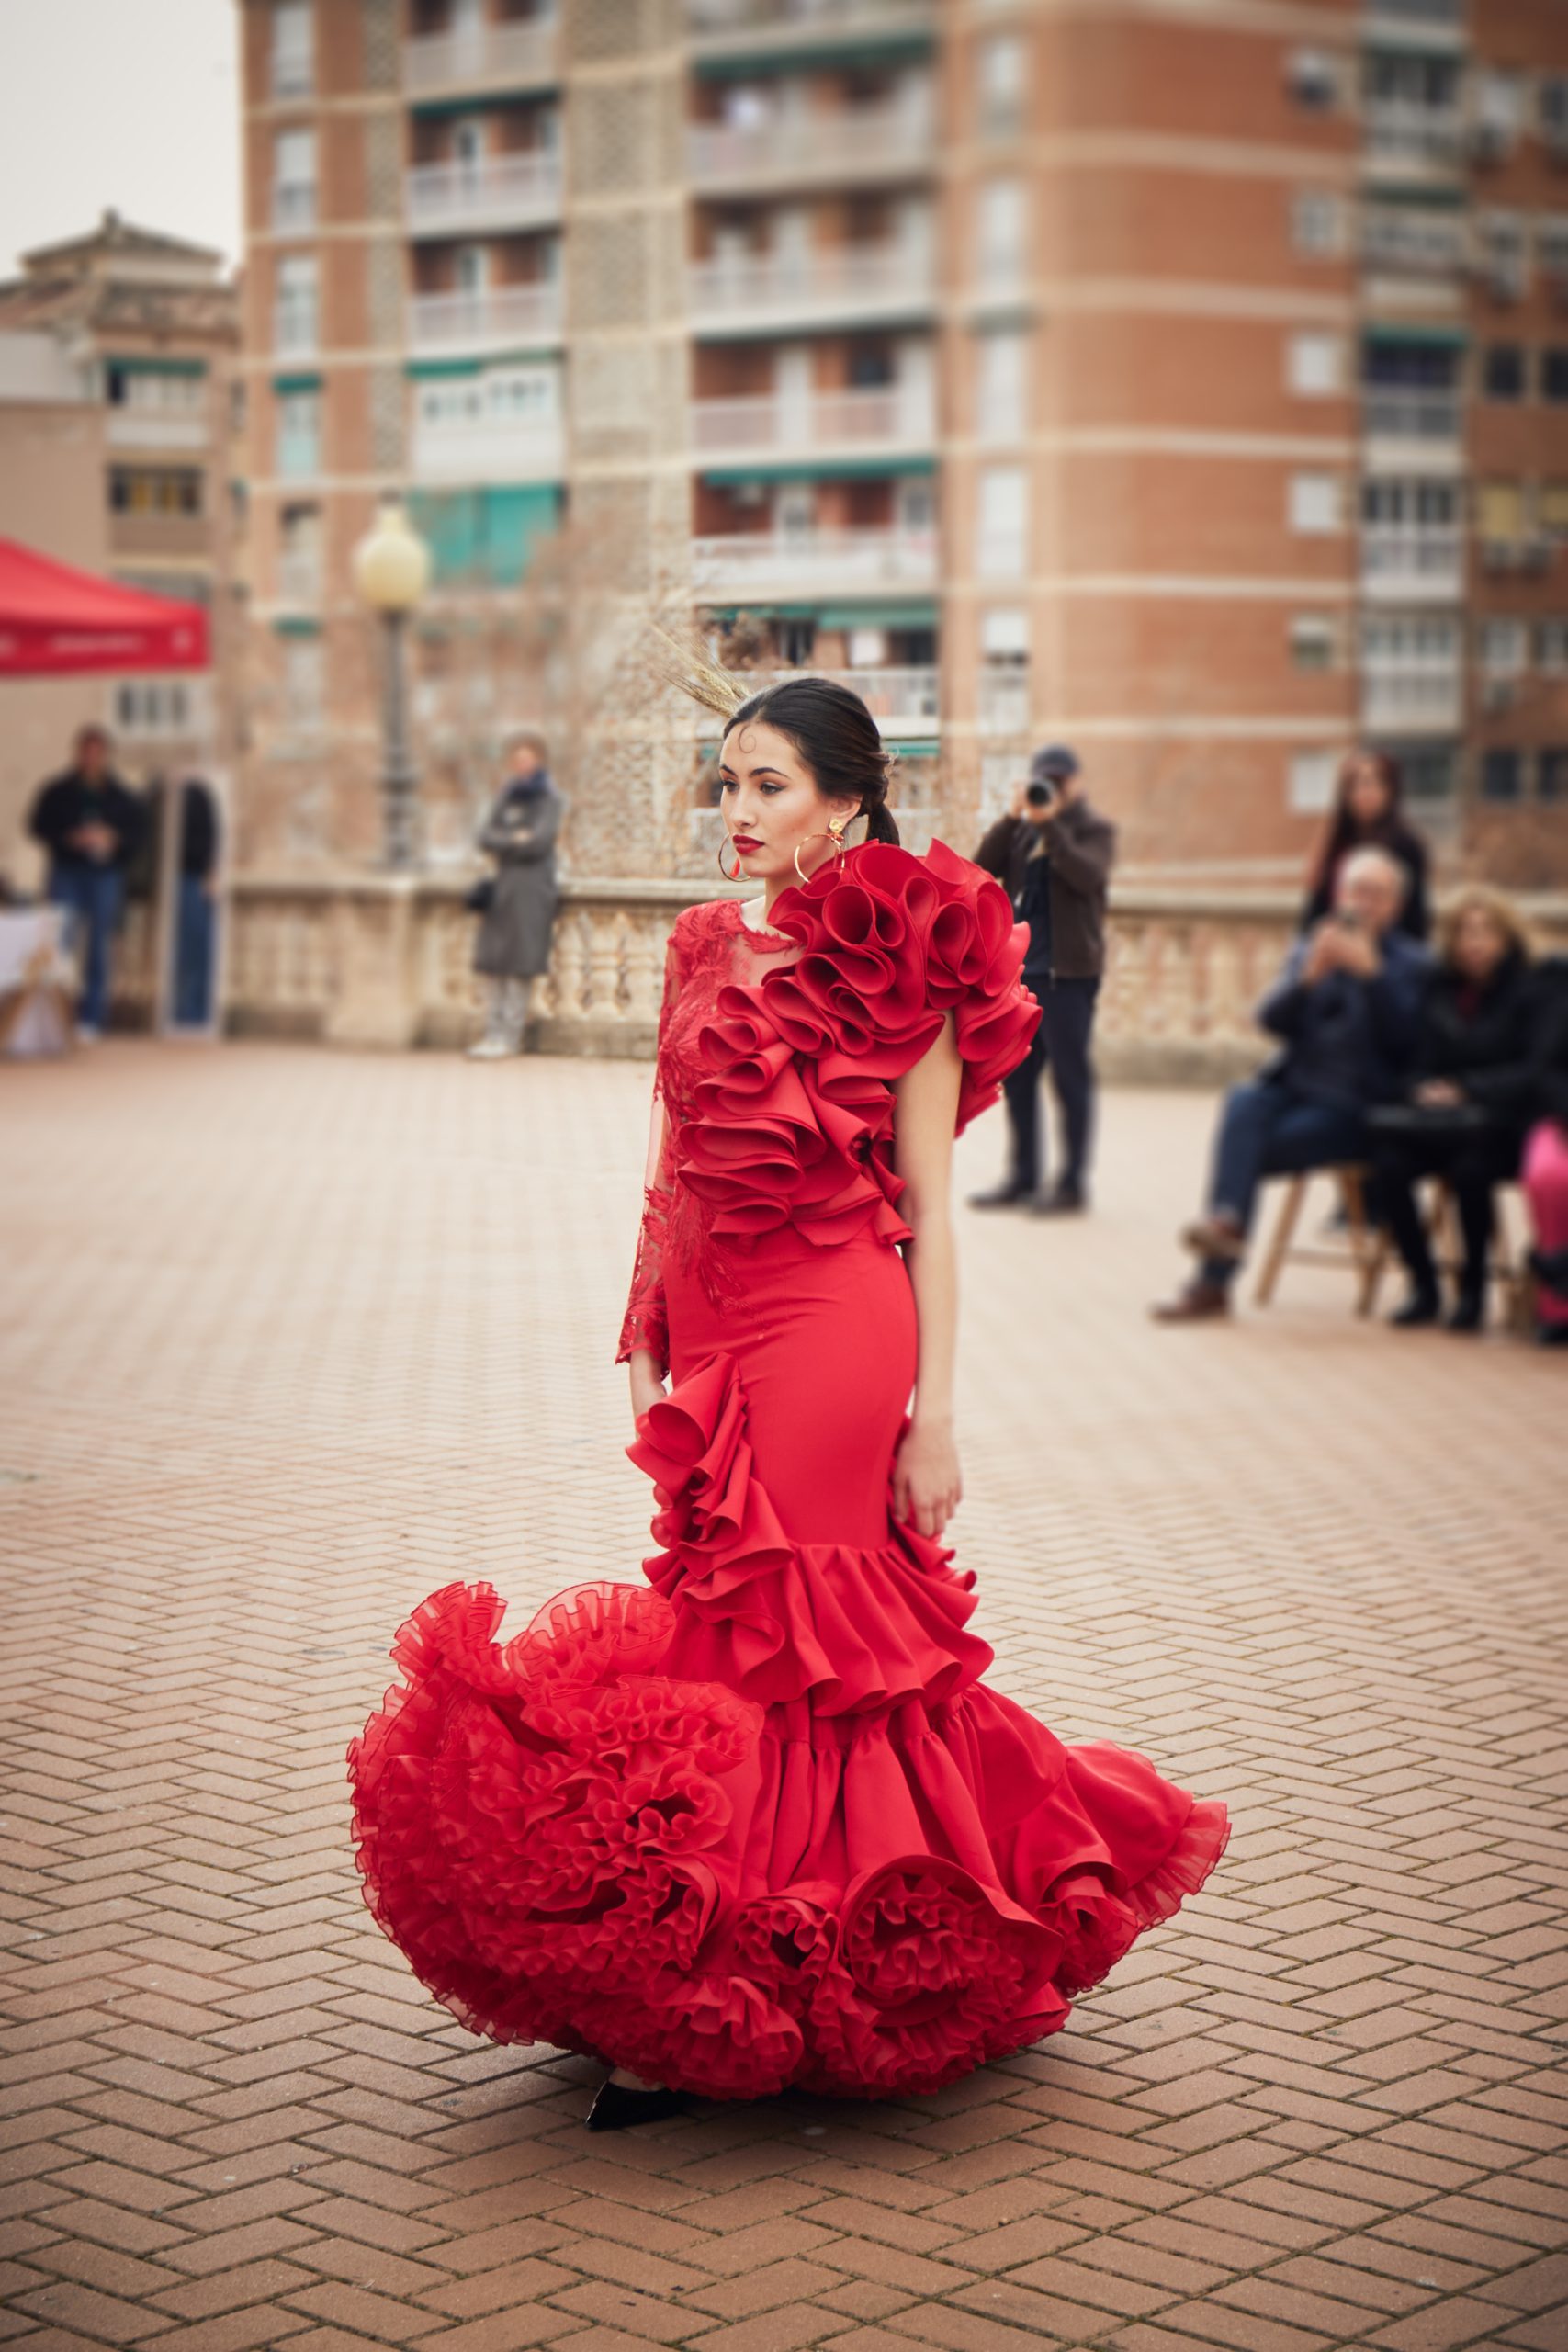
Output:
top-left (113, 871), bottom-right (1568, 1083)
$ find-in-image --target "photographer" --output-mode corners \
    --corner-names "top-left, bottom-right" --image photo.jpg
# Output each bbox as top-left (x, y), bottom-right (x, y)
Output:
top-left (970, 744), bottom-right (1116, 1216)
top-left (1153, 846), bottom-right (1428, 1323)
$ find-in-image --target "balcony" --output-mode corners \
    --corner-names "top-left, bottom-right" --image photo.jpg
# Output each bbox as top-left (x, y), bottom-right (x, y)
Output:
top-left (687, 100), bottom-right (934, 192)
top-left (1360, 663), bottom-right (1462, 733)
top-left (688, 243), bottom-right (933, 334)
top-left (1362, 0), bottom-right (1463, 46)
top-left (403, 15), bottom-right (558, 97)
top-left (691, 383), bottom-right (934, 460)
top-left (1359, 527), bottom-right (1464, 600)
top-left (107, 408), bottom-right (208, 453)
top-left (107, 513), bottom-right (212, 561)
top-left (276, 548), bottom-right (323, 606)
top-left (407, 281), bottom-right (563, 355)
top-left (1362, 100), bottom-right (1464, 172)
top-left (1359, 211), bottom-right (1467, 277)
top-left (692, 526), bottom-right (937, 599)
top-left (405, 153), bottom-right (562, 238)
top-left (778, 664), bottom-right (939, 735)
top-left (1361, 389), bottom-right (1462, 469)
top-left (411, 415), bottom-right (564, 484)
top-left (687, 0), bottom-right (936, 60)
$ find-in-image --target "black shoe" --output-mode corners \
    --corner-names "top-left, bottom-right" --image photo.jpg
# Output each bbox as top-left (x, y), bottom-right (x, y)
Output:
top-left (1528, 1245), bottom-right (1568, 1295)
top-left (1446, 1288), bottom-right (1485, 1335)
top-left (1028, 1182), bottom-right (1086, 1216)
top-left (1535, 1319), bottom-right (1568, 1348)
top-left (1389, 1287), bottom-right (1440, 1329)
top-left (585, 2078), bottom-right (690, 2132)
top-left (968, 1180), bottom-right (1035, 1210)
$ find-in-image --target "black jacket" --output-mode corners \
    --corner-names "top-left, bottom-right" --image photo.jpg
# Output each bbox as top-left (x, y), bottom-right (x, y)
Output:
top-left (1302, 825), bottom-right (1430, 944)
top-left (28, 768), bottom-right (145, 876)
top-left (1257, 929), bottom-right (1429, 1110)
top-left (1529, 958), bottom-right (1568, 1132)
top-left (973, 799), bottom-right (1117, 980)
top-left (1404, 951), bottom-right (1538, 1125)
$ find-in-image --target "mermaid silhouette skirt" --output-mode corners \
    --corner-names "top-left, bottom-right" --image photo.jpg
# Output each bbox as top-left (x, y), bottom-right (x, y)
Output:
top-left (348, 1225), bottom-right (1232, 2100)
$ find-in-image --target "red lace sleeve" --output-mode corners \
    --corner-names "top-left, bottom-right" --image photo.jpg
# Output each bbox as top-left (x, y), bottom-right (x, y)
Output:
top-left (615, 923), bottom-right (682, 1372)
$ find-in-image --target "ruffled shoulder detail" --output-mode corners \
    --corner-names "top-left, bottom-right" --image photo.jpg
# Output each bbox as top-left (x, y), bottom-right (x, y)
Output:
top-left (763, 837), bottom-right (1039, 1134)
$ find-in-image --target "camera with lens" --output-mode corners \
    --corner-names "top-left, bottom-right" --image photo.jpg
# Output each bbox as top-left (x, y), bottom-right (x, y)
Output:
top-left (1025, 780), bottom-right (1055, 809)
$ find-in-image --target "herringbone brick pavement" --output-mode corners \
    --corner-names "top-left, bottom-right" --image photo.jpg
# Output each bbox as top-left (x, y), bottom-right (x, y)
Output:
top-left (2, 1042), bottom-right (1564, 2352)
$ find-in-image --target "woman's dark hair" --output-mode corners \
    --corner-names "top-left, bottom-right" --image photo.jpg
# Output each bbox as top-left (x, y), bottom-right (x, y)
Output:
top-left (723, 675), bottom-right (899, 845)
top-left (1309, 749), bottom-right (1409, 901)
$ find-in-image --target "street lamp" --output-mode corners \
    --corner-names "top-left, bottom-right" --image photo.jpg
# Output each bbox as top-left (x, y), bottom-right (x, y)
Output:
top-left (352, 499), bottom-right (432, 870)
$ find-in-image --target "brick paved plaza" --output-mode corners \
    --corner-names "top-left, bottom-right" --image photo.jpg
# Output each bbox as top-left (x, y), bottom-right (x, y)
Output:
top-left (4, 1042), bottom-right (1566, 2352)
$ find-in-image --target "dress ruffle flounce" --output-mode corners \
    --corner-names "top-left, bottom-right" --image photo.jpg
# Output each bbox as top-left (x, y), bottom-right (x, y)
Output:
top-left (680, 838), bottom-right (1042, 1253)
top-left (348, 1346), bottom-right (1232, 2101)
top-left (347, 840), bottom-right (1231, 2099)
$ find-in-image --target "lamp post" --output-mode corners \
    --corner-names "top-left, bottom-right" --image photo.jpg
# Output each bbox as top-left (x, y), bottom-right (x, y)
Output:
top-left (352, 499), bottom-right (432, 870)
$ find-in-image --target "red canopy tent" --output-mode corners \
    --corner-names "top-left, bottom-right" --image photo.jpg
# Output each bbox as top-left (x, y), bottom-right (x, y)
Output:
top-left (0, 536), bottom-right (209, 676)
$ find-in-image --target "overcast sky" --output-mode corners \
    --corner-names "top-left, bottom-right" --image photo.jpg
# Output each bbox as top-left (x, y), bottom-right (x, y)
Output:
top-left (0, 0), bottom-right (243, 278)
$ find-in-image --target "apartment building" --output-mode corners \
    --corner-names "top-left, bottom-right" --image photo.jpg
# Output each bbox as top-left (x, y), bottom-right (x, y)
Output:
top-left (0, 213), bottom-right (239, 882)
top-left (235, 0), bottom-right (1568, 888)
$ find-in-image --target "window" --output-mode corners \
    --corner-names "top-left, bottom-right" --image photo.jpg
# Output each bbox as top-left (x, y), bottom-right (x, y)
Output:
top-left (777, 618), bottom-right (816, 666)
top-left (1483, 345), bottom-right (1526, 402)
top-left (273, 127), bottom-right (316, 231)
top-left (105, 363), bottom-right (206, 417)
top-left (1541, 215), bottom-right (1568, 282)
top-left (1289, 471), bottom-right (1341, 533)
top-left (1544, 349), bottom-right (1568, 404)
top-left (1289, 751), bottom-right (1338, 814)
top-left (846, 340), bottom-right (896, 390)
top-left (1477, 480), bottom-right (1525, 545)
top-left (1292, 188), bottom-right (1347, 257)
top-left (976, 328), bottom-right (1026, 440)
top-left (1290, 616), bottom-right (1338, 671)
top-left (1540, 619), bottom-right (1568, 674)
top-left (1540, 748), bottom-right (1568, 801)
top-left (278, 503), bottom-right (322, 602)
top-left (976, 34), bottom-right (1025, 141)
top-left (976, 465), bottom-right (1027, 579)
top-left (114, 679), bottom-right (194, 737)
top-left (979, 605), bottom-right (1029, 732)
top-left (281, 637), bottom-right (324, 732)
top-left (276, 384), bottom-right (321, 478)
top-left (271, 0), bottom-right (312, 98)
top-left (107, 466), bottom-right (203, 514)
top-left (1286, 49), bottom-right (1339, 111)
top-left (1542, 482), bottom-right (1568, 539)
top-left (1287, 331), bottom-right (1341, 396)
top-left (976, 179), bottom-right (1026, 290)
top-left (1477, 211), bottom-right (1528, 299)
top-left (1543, 78), bottom-right (1568, 150)
top-left (275, 253), bottom-right (318, 355)
top-left (1480, 748), bottom-right (1523, 801)
top-left (1479, 617), bottom-right (1529, 676)
top-left (1473, 68), bottom-right (1526, 153)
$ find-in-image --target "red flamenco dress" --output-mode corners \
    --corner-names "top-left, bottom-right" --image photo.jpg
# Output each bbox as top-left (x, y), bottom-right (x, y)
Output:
top-left (347, 840), bottom-right (1231, 2100)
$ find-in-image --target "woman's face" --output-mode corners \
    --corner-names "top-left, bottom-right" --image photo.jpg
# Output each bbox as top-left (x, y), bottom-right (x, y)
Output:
top-left (1453, 906), bottom-right (1507, 984)
top-left (1346, 763), bottom-right (1391, 830)
top-left (718, 718), bottom-right (859, 887)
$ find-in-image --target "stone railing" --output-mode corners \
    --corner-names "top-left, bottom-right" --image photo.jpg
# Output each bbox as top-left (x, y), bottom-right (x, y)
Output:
top-left (110, 873), bottom-right (1568, 1083)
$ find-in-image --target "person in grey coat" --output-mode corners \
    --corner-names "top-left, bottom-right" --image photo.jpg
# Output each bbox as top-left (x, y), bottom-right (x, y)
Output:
top-left (468, 732), bottom-right (563, 1059)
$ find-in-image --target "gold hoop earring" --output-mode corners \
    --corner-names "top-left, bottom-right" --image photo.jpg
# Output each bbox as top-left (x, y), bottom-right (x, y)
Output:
top-left (717, 839), bottom-right (743, 882)
top-left (792, 817), bottom-right (850, 886)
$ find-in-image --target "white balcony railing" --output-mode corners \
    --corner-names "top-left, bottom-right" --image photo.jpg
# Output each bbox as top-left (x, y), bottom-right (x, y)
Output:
top-left (689, 0), bottom-right (934, 38)
top-left (405, 152), bottom-right (562, 236)
top-left (688, 243), bottom-right (933, 327)
top-left (407, 282), bottom-right (563, 354)
top-left (692, 527), bottom-right (938, 594)
top-left (1360, 665), bottom-right (1463, 731)
top-left (688, 101), bottom-right (934, 187)
top-left (1359, 213), bottom-right (1467, 276)
top-left (107, 408), bottom-right (208, 452)
top-left (692, 385), bottom-right (934, 456)
top-left (765, 665), bottom-right (939, 730)
top-left (1362, 0), bottom-right (1462, 31)
top-left (1362, 390), bottom-right (1462, 442)
top-left (412, 417), bottom-right (564, 484)
top-left (403, 15), bottom-right (558, 94)
top-left (1359, 528), bottom-right (1464, 597)
top-left (1363, 100), bottom-right (1464, 167)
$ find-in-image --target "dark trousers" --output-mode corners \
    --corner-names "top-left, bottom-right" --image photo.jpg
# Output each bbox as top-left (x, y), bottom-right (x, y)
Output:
top-left (1372, 1125), bottom-right (1519, 1296)
top-left (173, 876), bottom-right (216, 1026)
top-left (1002, 976), bottom-right (1100, 1193)
top-left (1204, 1078), bottom-right (1366, 1288)
top-left (49, 862), bottom-right (124, 1031)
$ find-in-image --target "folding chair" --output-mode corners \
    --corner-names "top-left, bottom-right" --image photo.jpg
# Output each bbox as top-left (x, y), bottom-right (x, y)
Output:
top-left (1253, 1163), bottom-right (1382, 1313)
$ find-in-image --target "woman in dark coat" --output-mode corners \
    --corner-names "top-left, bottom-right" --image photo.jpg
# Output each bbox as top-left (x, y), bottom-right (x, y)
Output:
top-left (1303, 751), bottom-right (1431, 944)
top-left (1373, 887), bottom-right (1536, 1332)
top-left (468, 732), bottom-right (563, 1060)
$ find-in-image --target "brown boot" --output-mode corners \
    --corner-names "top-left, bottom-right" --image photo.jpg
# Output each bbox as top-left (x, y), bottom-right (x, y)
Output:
top-left (1179, 1211), bottom-right (1245, 1261)
top-left (1151, 1278), bottom-right (1233, 1324)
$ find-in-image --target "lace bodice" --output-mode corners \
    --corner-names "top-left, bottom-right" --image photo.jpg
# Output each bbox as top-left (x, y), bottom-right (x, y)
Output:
top-left (616, 843), bottom-right (1039, 1373)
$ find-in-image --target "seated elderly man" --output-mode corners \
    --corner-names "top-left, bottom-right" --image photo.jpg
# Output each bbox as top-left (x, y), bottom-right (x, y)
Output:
top-left (1154, 845), bottom-right (1428, 1323)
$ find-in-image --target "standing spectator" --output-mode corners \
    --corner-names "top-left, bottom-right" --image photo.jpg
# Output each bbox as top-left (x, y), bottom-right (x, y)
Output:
top-left (152, 775), bottom-right (221, 1029)
top-left (969, 744), bottom-right (1116, 1215)
top-left (27, 724), bottom-right (145, 1040)
top-left (1303, 750), bottom-right (1430, 944)
top-left (1371, 888), bottom-right (1536, 1333)
top-left (1153, 847), bottom-right (1427, 1323)
top-left (468, 731), bottom-right (563, 1060)
top-left (1522, 962), bottom-right (1568, 1347)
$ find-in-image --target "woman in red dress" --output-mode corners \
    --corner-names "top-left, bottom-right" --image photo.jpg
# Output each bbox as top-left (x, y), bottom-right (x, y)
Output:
top-left (348, 678), bottom-right (1231, 2127)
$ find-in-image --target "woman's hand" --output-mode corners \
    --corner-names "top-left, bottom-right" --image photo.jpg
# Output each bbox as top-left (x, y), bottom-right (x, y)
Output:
top-left (893, 1416), bottom-right (962, 1541)
top-left (1416, 1078), bottom-right (1464, 1108)
top-left (627, 1349), bottom-right (667, 1427)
